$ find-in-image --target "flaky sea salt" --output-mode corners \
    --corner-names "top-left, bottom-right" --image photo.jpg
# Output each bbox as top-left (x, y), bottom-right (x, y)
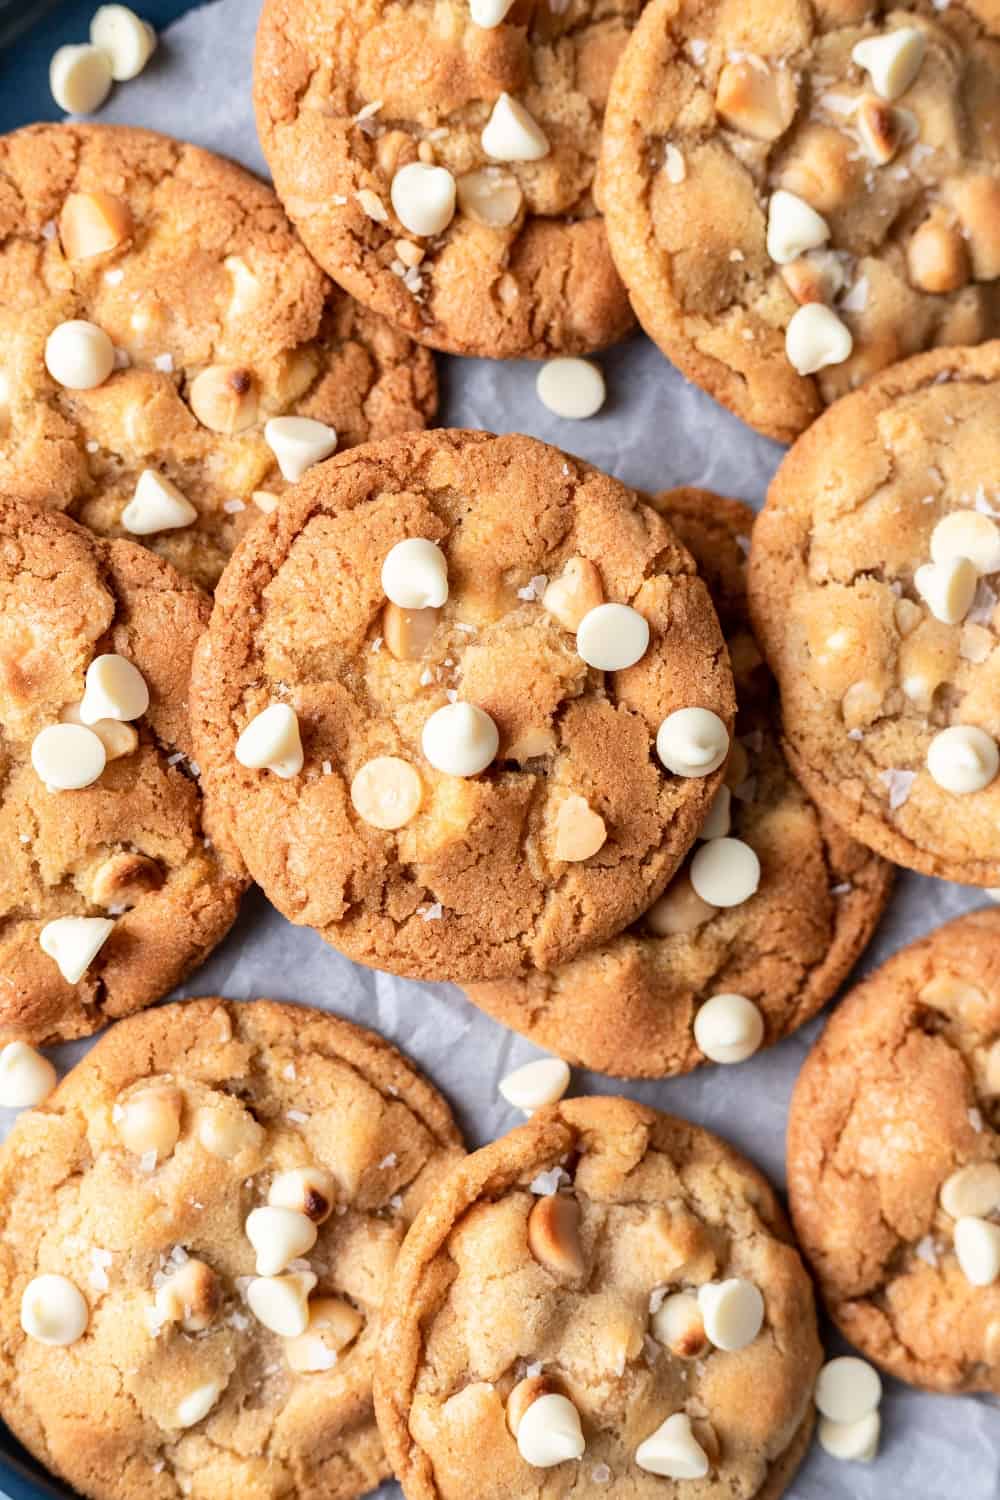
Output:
top-left (517, 574), bottom-right (548, 601)
top-left (879, 768), bottom-right (916, 810)
top-left (529, 1166), bottom-right (569, 1197)
top-left (419, 902), bottom-right (443, 921)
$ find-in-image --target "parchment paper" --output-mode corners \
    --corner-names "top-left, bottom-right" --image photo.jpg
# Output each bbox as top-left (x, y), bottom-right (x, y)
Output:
top-left (13, 3), bottom-right (999, 1493)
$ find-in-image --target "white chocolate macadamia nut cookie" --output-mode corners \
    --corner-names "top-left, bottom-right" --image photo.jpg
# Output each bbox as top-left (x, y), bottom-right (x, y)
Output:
top-left (788, 910), bottom-right (1000, 1394)
top-left (0, 122), bottom-right (436, 590)
top-left (0, 1000), bottom-right (465, 1500)
top-left (375, 1096), bottom-right (821, 1500)
top-left (191, 434), bottom-right (735, 984)
top-left (750, 344), bottom-right (1000, 885)
top-left (600, 0), bottom-right (1000, 442)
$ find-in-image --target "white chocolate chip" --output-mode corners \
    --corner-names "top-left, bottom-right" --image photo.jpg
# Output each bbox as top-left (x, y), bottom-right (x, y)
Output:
top-left (350, 756), bottom-right (422, 830)
top-left (235, 703), bottom-right (304, 779)
top-left (390, 163), bottom-right (457, 238)
top-left (482, 93), bottom-right (550, 162)
top-left (814, 1356), bottom-right (882, 1423)
top-left (469, 0), bottom-right (516, 25)
top-left (268, 1166), bottom-right (337, 1223)
top-left (283, 1297), bottom-right (363, 1372)
top-left (852, 27), bottom-right (926, 101)
top-left (939, 1162), bottom-right (1000, 1219)
top-left (516, 1392), bottom-right (585, 1467)
top-left (915, 555), bottom-right (978, 626)
top-left (39, 916), bottom-right (114, 984)
top-left (456, 169), bottom-right (523, 228)
top-left (264, 416), bottom-right (338, 483)
top-left (79, 654), bottom-right (148, 724)
top-left (656, 708), bottom-right (730, 777)
top-left (381, 537), bottom-right (449, 609)
top-left (552, 794), bottom-right (606, 862)
top-left (697, 1278), bottom-right (764, 1350)
top-left (926, 724), bottom-right (999, 794)
top-left (576, 603), bottom-right (649, 671)
top-left (174, 1381), bottom-right (223, 1430)
top-left (49, 44), bottom-right (113, 115)
top-left (0, 1042), bottom-right (57, 1109)
top-left (90, 5), bottom-right (156, 80)
top-left (635, 1413), bottom-right (709, 1480)
top-left (766, 190), bottom-right (830, 265)
top-left (195, 1104), bottom-right (263, 1160)
top-left (245, 1206), bottom-right (318, 1277)
top-left (31, 723), bottom-right (106, 791)
top-left (700, 785), bottom-right (731, 839)
top-left (116, 1084), bottom-right (182, 1161)
top-left (20, 1274), bottom-right (88, 1346)
top-left (120, 470), bottom-right (197, 535)
top-left (931, 511), bottom-right (1000, 576)
top-left (498, 1057), bottom-right (570, 1112)
top-left (421, 701), bottom-right (499, 777)
top-left (246, 1271), bottom-right (317, 1337)
top-left (689, 838), bottom-right (760, 907)
top-left (44, 319), bottom-right (115, 389)
top-left (785, 303), bottom-right (853, 375)
top-left (818, 1411), bottom-right (881, 1463)
top-left (953, 1215), bottom-right (1000, 1286)
top-left (693, 992), bottom-right (765, 1063)
top-left (650, 1292), bottom-right (707, 1358)
top-left (536, 359), bottom-right (605, 421)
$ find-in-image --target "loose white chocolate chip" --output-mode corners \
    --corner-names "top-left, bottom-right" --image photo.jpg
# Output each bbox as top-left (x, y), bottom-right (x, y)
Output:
top-left (264, 416), bottom-right (338, 482)
top-left (195, 1104), bottom-right (263, 1160)
top-left (284, 1297), bottom-right (363, 1372)
top-left (689, 838), bottom-right (760, 907)
top-left (174, 1381), bottom-right (223, 1430)
top-left (536, 359), bottom-right (606, 421)
top-left (635, 1413), bottom-right (709, 1480)
top-left (235, 703), bottom-right (304, 779)
top-left (931, 511), bottom-right (1000, 576)
top-left (552, 795), bottom-right (606, 862)
top-left (60, 702), bottom-right (138, 761)
top-left (0, 1042), bottom-right (57, 1109)
top-left (45, 319), bottom-right (115, 390)
top-left (766, 190), bottom-right (830, 265)
top-left (390, 162), bottom-right (457, 239)
top-left (785, 304), bottom-right (853, 375)
top-left (527, 1194), bottom-right (585, 1279)
top-left (852, 27), bottom-right (926, 101)
top-left (154, 1258), bottom-right (221, 1333)
top-left (651, 1292), bottom-right (708, 1358)
top-left (350, 756), bottom-right (422, 830)
top-left (469, 0), bottom-right (516, 25)
top-left (482, 93), bottom-right (550, 162)
top-left (20, 1274), bottom-right (89, 1346)
top-left (421, 701), bottom-right (499, 777)
top-left (188, 365), bottom-right (257, 434)
top-left (39, 916), bottom-right (114, 984)
top-left (645, 876), bottom-right (718, 937)
top-left (542, 558), bottom-right (604, 633)
top-left (940, 1163), bottom-right (1000, 1219)
top-left (818, 1411), bottom-right (881, 1463)
top-left (576, 603), bottom-right (649, 671)
top-left (246, 1271), bottom-right (317, 1337)
top-left (814, 1356), bottom-right (882, 1423)
top-left (383, 601), bottom-right (439, 660)
top-left (499, 1057), bottom-right (570, 1112)
top-left (120, 469), bottom-right (197, 535)
top-left (516, 1392), bottom-right (585, 1468)
top-left (116, 1084), bottom-right (182, 1161)
top-left (914, 557), bottom-right (977, 625)
top-left (90, 5), bottom-right (156, 80)
top-left (59, 191), bottom-right (133, 259)
top-left (79, 654), bottom-right (148, 724)
top-left (31, 723), bottom-right (106, 791)
top-left (49, 44), bottom-right (113, 114)
top-left (381, 538), bottom-right (449, 610)
top-left (456, 169), bottom-right (522, 228)
top-left (926, 725), bottom-right (999, 795)
top-left (268, 1166), bottom-right (337, 1224)
top-left (245, 1205), bottom-right (318, 1276)
top-left (697, 1278), bottom-right (764, 1350)
top-left (953, 1215), bottom-right (1000, 1286)
top-left (656, 708), bottom-right (730, 777)
top-left (693, 992), bottom-right (765, 1064)
top-left (700, 785), bottom-right (731, 840)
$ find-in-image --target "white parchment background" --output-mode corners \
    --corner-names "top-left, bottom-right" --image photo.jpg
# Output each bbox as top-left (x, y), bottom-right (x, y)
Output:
top-left (14, 2), bottom-right (999, 1495)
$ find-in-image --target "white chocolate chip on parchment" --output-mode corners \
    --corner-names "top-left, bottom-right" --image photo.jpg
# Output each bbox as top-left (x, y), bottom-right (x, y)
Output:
top-left (90, 5), bottom-right (156, 80)
top-left (235, 703), bottom-right (304, 779)
top-left (536, 358), bottom-right (606, 421)
top-left (498, 1057), bottom-right (570, 1112)
top-left (814, 1356), bottom-right (882, 1424)
top-left (819, 1411), bottom-right (881, 1463)
top-left (49, 45), bottom-right (113, 115)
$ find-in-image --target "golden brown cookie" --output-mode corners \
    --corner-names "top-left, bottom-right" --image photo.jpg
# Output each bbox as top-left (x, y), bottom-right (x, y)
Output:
top-left (191, 430), bottom-right (736, 984)
top-left (749, 342), bottom-right (1000, 885)
top-left (787, 910), bottom-right (1000, 1394)
top-left (600, 0), bottom-right (1000, 442)
top-left (465, 488), bottom-right (893, 1077)
top-left (375, 1094), bottom-right (822, 1499)
top-left (0, 499), bottom-right (244, 1047)
top-left (0, 122), bottom-right (437, 590)
top-left (252, 0), bottom-right (637, 359)
top-left (0, 998), bottom-right (465, 1500)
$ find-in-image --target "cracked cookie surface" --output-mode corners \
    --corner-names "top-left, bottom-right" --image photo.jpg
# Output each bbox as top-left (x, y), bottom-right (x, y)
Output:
top-left (787, 910), bottom-right (1000, 1393)
top-left (374, 1094), bottom-right (821, 1499)
top-left (0, 998), bottom-right (465, 1500)
top-left (0, 122), bottom-right (437, 591)
top-left (465, 488), bottom-right (893, 1076)
top-left (190, 430), bottom-right (735, 983)
top-left (0, 500), bottom-right (243, 1046)
top-left (253, 0), bottom-right (637, 358)
top-left (600, 0), bottom-right (1000, 441)
top-left (748, 342), bottom-right (1000, 884)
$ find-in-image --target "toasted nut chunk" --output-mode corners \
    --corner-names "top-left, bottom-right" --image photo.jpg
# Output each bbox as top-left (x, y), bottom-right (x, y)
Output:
top-left (940, 1162), bottom-right (1000, 1219)
top-left (651, 1291), bottom-right (709, 1357)
top-left (284, 1296), bottom-right (364, 1372)
top-left (946, 176), bottom-right (1000, 281)
top-left (907, 219), bottom-right (970, 294)
top-left (383, 601), bottom-right (440, 661)
top-left (59, 191), bottom-right (133, 260)
top-left (506, 1374), bottom-right (551, 1437)
top-left (154, 1257), bottom-right (222, 1333)
top-left (856, 97), bottom-right (903, 164)
top-left (552, 794), bottom-right (606, 862)
top-left (507, 726), bottom-right (557, 762)
top-left (269, 1165), bottom-right (337, 1223)
top-left (776, 125), bottom-right (858, 214)
top-left (91, 851), bottom-right (163, 907)
top-left (780, 251), bottom-right (847, 306)
top-left (527, 1194), bottom-right (586, 1279)
top-left (195, 1101), bottom-right (264, 1160)
top-left (456, 169), bottom-right (523, 228)
top-left (351, 756), bottom-right (423, 830)
top-left (542, 557), bottom-right (604, 632)
top-left (645, 874), bottom-right (717, 936)
top-left (116, 1083), bottom-right (182, 1161)
top-left (188, 365), bottom-right (258, 433)
top-left (715, 60), bottom-right (797, 141)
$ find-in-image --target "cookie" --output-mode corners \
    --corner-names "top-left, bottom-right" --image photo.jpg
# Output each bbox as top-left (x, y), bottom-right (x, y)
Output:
top-left (0, 998), bottom-right (465, 1500)
top-left (749, 342), bottom-right (1000, 884)
top-left (375, 1094), bottom-right (822, 1499)
top-left (0, 122), bottom-right (437, 591)
top-left (788, 910), bottom-right (1000, 1394)
top-left (600, 0), bottom-right (1000, 442)
top-left (465, 488), bottom-right (893, 1077)
top-left (0, 499), bottom-right (244, 1047)
top-left (253, 0), bottom-right (637, 359)
top-left (191, 430), bottom-right (736, 983)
